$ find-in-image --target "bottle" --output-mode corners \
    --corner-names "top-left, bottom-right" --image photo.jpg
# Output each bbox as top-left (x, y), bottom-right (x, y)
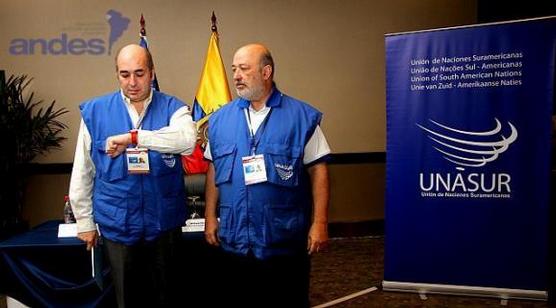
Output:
top-left (64, 195), bottom-right (76, 224)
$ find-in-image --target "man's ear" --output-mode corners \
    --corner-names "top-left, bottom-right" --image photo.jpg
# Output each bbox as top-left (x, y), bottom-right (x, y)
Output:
top-left (262, 65), bottom-right (272, 80)
top-left (150, 68), bottom-right (155, 81)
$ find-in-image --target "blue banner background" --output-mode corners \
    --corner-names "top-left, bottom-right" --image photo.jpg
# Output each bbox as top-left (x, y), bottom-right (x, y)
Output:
top-left (385, 18), bottom-right (555, 290)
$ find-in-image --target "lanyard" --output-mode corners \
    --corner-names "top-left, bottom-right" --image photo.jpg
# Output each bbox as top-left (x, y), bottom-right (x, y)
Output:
top-left (245, 107), bottom-right (273, 155)
top-left (134, 101), bottom-right (152, 129)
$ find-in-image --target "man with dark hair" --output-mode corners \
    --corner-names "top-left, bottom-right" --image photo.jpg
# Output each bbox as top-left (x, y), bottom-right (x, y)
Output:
top-left (69, 43), bottom-right (196, 307)
top-left (204, 43), bottom-right (330, 307)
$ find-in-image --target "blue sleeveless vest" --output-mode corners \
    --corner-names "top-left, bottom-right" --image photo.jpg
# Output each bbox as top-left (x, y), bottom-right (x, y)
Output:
top-left (209, 89), bottom-right (322, 259)
top-left (80, 91), bottom-right (186, 244)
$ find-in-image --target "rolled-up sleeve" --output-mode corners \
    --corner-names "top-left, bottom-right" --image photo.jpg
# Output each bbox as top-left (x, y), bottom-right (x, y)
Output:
top-left (137, 106), bottom-right (197, 155)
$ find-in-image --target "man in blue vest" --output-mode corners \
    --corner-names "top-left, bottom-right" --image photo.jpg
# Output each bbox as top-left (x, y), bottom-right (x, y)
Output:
top-left (204, 43), bottom-right (331, 307)
top-left (69, 44), bottom-right (196, 307)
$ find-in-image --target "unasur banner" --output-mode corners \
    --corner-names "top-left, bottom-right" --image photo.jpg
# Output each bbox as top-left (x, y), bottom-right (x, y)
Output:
top-left (384, 17), bottom-right (555, 299)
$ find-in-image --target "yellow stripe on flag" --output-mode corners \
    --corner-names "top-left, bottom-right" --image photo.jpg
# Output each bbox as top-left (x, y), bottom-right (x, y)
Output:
top-left (195, 31), bottom-right (231, 120)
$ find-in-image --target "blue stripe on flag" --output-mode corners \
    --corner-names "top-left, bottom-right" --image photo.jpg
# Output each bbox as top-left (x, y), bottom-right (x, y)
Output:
top-left (192, 98), bottom-right (206, 122)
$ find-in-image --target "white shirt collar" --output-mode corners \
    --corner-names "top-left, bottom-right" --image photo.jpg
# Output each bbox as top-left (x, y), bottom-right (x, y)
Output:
top-left (120, 89), bottom-right (153, 108)
top-left (248, 103), bottom-right (270, 115)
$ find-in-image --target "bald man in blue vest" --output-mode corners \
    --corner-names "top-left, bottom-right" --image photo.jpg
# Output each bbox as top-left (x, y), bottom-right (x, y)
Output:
top-left (69, 44), bottom-right (196, 307)
top-left (204, 43), bottom-right (331, 307)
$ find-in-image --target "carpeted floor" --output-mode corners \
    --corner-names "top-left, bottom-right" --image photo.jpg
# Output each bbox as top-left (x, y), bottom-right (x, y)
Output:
top-left (1, 236), bottom-right (549, 307)
top-left (310, 236), bottom-right (550, 307)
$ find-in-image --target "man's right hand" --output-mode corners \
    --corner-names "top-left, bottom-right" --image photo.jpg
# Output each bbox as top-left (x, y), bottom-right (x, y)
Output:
top-left (204, 216), bottom-right (220, 246)
top-left (105, 133), bottom-right (130, 158)
top-left (77, 230), bottom-right (98, 251)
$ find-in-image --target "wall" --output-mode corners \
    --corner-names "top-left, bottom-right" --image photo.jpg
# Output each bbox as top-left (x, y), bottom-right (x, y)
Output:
top-left (0, 0), bottom-right (477, 226)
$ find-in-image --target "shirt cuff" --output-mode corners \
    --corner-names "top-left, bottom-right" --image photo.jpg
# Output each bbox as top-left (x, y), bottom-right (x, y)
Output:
top-left (136, 130), bottom-right (152, 147)
top-left (305, 154), bottom-right (331, 167)
top-left (76, 218), bottom-right (97, 233)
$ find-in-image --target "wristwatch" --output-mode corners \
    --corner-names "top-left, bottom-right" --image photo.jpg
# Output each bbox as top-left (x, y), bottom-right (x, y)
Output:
top-left (130, 129), bottom-right (138, 145)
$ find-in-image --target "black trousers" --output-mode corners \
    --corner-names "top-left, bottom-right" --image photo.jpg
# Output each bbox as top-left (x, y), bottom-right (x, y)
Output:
top-left (103, 228), bottom-right (182, 308)
top-left (216, 250), bottom-right (311, 308)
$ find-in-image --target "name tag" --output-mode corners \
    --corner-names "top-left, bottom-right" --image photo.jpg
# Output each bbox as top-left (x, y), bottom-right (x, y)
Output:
top-left (242, 154), bottom-right (267, 185)
top-left (126, 148), bottom-right (150, 174)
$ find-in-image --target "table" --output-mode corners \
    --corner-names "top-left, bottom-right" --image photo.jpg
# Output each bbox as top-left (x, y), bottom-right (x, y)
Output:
top-left (0, 220), bottom-right (218, 307)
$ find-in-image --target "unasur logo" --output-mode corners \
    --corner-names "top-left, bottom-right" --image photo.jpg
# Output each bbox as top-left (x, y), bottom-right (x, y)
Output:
top-left (416, 118), bottom-right (518, 199)
top-left (8, 10), bottom-right (129, 56)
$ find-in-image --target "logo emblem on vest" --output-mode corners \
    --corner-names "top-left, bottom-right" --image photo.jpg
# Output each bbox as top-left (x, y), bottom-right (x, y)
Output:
top-left (275, 163), bottom-right (293, 181)
top-left (161, 154), bottom-right (176, 168)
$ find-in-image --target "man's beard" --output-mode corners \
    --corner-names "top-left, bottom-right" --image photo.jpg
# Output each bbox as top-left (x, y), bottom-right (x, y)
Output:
top-left (236, 83), bottom-right (264, 101)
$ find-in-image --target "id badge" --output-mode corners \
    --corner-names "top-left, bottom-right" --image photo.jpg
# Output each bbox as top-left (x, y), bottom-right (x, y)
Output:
top-left (242, 154), bottom-right (267, 185)
top-left (126, 148), bottom-right (150, 174)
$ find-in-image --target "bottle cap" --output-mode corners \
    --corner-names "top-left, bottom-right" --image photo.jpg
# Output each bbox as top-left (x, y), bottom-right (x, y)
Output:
top-left (64, 195), bottom-right (69, 202)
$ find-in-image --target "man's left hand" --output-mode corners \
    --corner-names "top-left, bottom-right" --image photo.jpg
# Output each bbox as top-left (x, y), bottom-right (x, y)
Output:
top-left (106, 133), bottom-right (131, 158)
top-left (307, 221), bottom-right (328, 255)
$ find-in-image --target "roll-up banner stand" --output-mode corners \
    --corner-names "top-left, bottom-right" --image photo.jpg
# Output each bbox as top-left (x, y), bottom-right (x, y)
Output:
top-left (384, 17), bottom-right (556, 300)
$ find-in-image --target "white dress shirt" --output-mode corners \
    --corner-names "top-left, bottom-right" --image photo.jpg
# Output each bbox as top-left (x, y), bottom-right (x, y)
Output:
top-left (69, 90), bottom-right (197, 233)
top-left (204, 104), bottom-right (331, 164)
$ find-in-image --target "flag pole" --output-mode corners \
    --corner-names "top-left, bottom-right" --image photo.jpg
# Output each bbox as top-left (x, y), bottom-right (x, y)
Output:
top-left (140, 13), bottom-right (146, 37)
top-left (211, 11), bottom-right (217, 33)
